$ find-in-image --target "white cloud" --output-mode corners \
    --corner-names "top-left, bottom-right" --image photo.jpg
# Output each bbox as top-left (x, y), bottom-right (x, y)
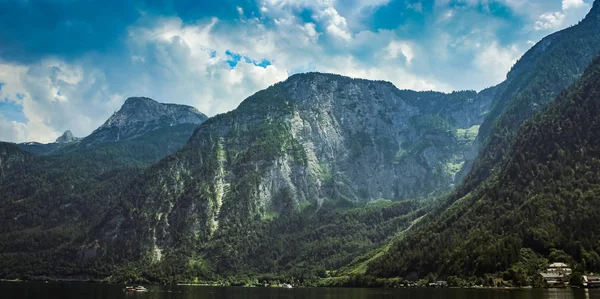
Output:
top-left (562, 0), bottom-right (588, 10)
top-left (534, 0), bottom-right (591, 31)
top-left (2, 0), bottom-right (593, 143)
top-left (0, 115), bottom-right (27, 143)
top-left (0, 60), bottom-right (124, 143)
top-left (318, 55), bottom-right (445, 91)
top-left (261, 0), bottom-right (353, 41)
top-left (474, 42), bottom-right (521, 83)
top-left (320, 7), bottom-right (352, 41)
top-left (384, 41), bottom-right (415, 65)
top-left (300, 22), bottom-right (321, 43)
top-left (534, 11), bottom-right (566, 31)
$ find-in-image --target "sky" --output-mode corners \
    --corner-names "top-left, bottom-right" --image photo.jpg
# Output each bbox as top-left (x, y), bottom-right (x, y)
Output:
top-left (0, 0), bottom-right (595, 143)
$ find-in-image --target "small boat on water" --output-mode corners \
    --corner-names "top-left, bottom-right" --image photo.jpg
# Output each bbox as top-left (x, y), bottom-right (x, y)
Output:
top-left (281, 283), bottom-right (293, 289)
top-left (123, 285), bottom-right (148, 292)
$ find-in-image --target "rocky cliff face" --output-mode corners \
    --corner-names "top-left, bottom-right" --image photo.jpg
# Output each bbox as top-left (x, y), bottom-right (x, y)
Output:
top-left (81, 97), bottom-right (208, 146)
top-left (99, 73), bottom-right (492, 262)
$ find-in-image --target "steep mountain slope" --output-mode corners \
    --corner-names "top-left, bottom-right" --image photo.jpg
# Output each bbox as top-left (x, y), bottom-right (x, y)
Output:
top-left (367, 54), bottom-right (600, 283)
top-left (456, 1), bottom-right (600, 190)
top-left (89, 73), bottom-right (492, 281)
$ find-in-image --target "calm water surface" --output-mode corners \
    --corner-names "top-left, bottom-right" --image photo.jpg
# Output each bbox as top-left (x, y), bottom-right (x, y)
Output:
top-left (3, 282), bottom-right (600, 299)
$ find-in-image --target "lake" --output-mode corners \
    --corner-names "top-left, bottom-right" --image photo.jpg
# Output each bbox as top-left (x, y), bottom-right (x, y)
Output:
top-left (2, 282), bottom-right (600, 299)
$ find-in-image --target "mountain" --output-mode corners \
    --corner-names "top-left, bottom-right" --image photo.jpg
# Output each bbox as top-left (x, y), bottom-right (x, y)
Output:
top-left (81, 73), bottom-right (494, 282)
top-left (79, 97), bottom-right (207, 147)
top-left (455, 0), bottom-right (600, 197)
top-left (366, 54), bottom-right (600, 285)
top-left (17, 97), bottom-right (208, 164)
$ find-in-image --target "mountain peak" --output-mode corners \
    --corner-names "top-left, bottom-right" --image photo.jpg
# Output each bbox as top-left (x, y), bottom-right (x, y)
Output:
top-left (104, 97), bottom-right (206, 128)
top-left (122, 97), bottom-right (158, 107)
top-left (55, 130), bottom-right (79, 144)
top-left (82, 97), bottom-right (208, 146)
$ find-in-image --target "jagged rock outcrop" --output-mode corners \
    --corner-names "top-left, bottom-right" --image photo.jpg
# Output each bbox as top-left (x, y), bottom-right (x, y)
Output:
top-left (55, 130), bottom-right (80, 144)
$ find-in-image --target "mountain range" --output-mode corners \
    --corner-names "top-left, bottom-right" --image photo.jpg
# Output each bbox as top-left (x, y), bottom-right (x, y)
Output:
top-left (1, 0), bottom-right (600, 287)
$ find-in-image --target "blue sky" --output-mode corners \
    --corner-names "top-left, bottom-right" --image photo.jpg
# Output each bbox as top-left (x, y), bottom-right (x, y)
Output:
top-left (0, 0), bottom-right (595, 142)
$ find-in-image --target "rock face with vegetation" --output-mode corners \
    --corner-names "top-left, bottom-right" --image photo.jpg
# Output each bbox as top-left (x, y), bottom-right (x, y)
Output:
top-left (91, 73), bottom-right (492, 281)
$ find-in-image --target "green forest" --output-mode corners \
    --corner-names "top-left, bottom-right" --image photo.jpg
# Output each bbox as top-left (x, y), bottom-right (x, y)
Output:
top-left (366, 54), bottom-right (600, 286)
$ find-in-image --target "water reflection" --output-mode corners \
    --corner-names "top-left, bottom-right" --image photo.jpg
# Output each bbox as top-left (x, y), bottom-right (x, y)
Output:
top-left (3, 282), bottom-right (600, 299)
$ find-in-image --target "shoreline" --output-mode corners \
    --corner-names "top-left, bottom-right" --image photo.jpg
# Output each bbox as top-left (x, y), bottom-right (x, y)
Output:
top-left (0, 278), bottom-right (587, 290)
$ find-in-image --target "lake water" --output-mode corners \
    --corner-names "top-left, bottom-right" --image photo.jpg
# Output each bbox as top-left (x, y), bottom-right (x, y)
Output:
top-left (2, 282), bottom-right (600, 299)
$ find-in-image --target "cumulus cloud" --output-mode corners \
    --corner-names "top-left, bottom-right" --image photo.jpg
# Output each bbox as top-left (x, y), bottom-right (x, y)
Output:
top-left (0, 59), bottom-right (124, 143)
top-left (384, 41), bottom-right (415, 65)
top-left (474, 42), bottom-right (521, 83)
top-left (0, 115), bottom-right (28, 143)
top-left (534, 11), bottom-right (566, 30)
top-left (0, 0), bottom-right (593, 143)
top-left (534, 0), bottom-right (591, 31)
top-left (562, 0), bottom-right (588, 10)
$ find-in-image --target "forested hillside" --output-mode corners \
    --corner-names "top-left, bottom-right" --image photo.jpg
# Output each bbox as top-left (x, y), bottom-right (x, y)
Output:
top-left (367, 54), bottom-right (600, 285)
top-left (456, 0), bottom-right (600, 195)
